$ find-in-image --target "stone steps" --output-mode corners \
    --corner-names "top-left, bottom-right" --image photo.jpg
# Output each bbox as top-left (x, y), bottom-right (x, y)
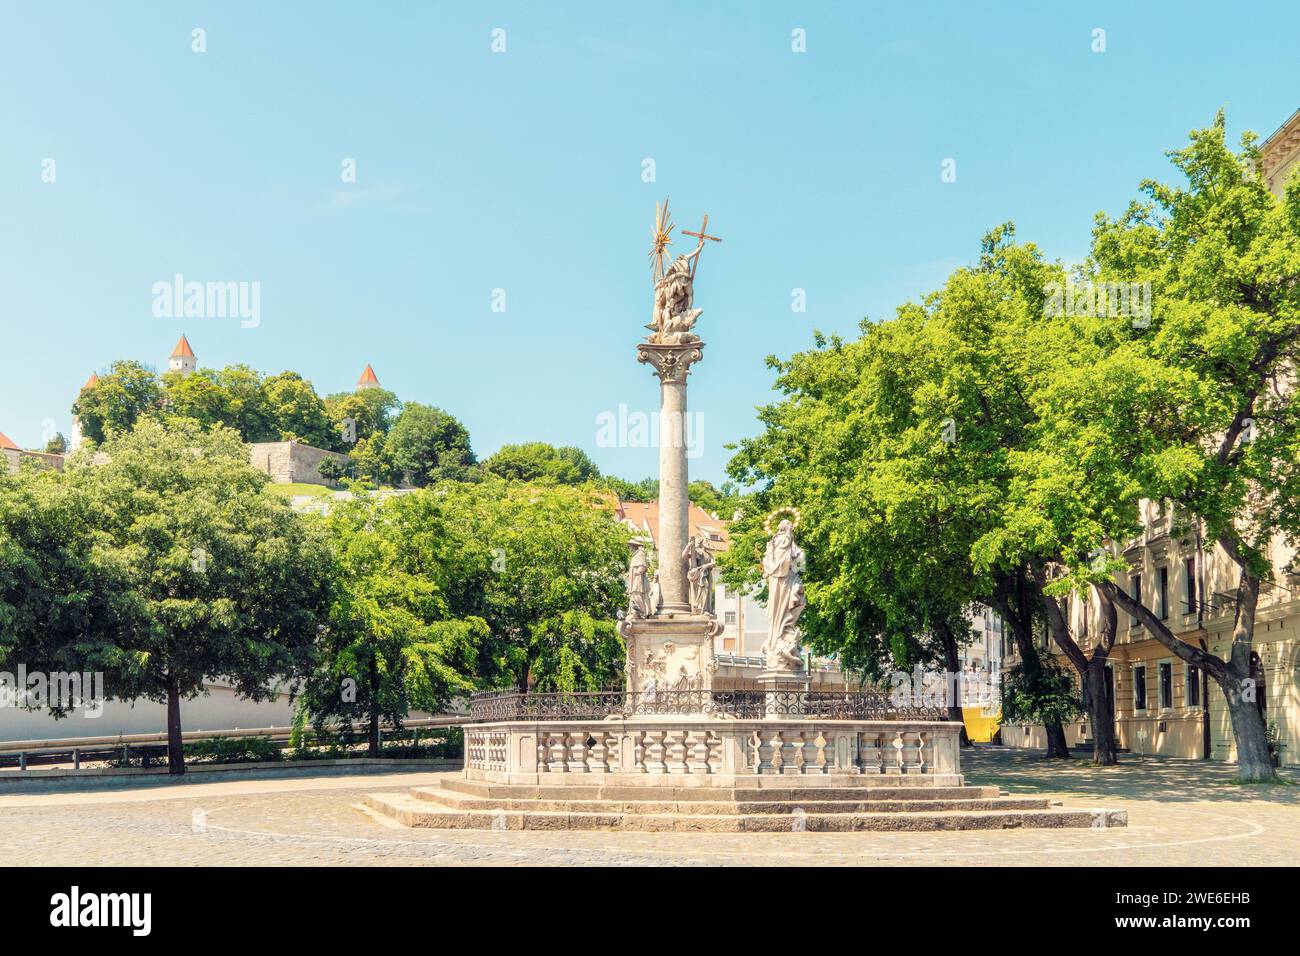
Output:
top-left (363, 792), bottom-right (1126, 832)
top-left (410, 785), bottom-right (1054, 815)
top-left (440, 777), bottom-right (998, 802)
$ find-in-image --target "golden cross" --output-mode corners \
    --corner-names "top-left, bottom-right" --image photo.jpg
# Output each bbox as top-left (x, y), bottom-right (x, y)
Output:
top-left (681, 214), bottom-right (721, 277)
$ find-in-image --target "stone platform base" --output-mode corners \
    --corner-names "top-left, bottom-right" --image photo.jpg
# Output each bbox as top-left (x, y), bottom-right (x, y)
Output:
top-left (364, 776), bottom-right (1128, 832)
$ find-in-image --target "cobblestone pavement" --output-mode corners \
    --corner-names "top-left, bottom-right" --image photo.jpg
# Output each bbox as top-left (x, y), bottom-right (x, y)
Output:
top-left (2, 748), bottom-right (1296, 866)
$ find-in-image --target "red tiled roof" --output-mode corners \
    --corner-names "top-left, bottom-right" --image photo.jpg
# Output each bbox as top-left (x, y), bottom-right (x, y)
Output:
top-left (170, 335), bottom-right (195, 358)
top-left (615, 500), bottom-right (729, 551)
top-left (0, 431), bottom-right (21, 451)
top-left (357, 364), bottom-right (380, 386)
top-left (82, 372), bottom-right (99, 389)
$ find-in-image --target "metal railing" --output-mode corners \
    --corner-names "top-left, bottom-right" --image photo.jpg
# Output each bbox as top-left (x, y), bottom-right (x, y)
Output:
top-left (468, 689), bottom-right (945, 722)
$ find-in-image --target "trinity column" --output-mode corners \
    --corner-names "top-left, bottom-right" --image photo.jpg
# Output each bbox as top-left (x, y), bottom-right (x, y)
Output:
top-left (620, 202), bottom-right (724, 694)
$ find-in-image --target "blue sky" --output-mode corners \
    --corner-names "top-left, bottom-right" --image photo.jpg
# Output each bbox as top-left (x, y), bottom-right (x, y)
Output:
top-left (2, 2), bottom-right (1297, 484)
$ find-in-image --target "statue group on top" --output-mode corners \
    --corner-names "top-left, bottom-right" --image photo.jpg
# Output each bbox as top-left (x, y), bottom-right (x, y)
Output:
top-left (645, 198), bottom-right (721, 347)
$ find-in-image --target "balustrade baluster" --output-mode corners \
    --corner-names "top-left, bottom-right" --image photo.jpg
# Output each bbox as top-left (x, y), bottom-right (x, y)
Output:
top-left (749, 731), bottom-right (766, 772)
top-left (666, 731), bottom-right (688, 773)
top-left (800, 731), bottom-right (819, 774)
top-left (687, 729), bottom-right (710, 774)
top-left (548, 733), bottom-right (568, 773)
top-left (589, 732), bottom-right (609, 773)
top-left (702, 738), bottom-right (722, 775)
top-left (779, 732), bottom-right (800, 775)
top-left (645, 731), bottom-right (667, 774)
top-left (566, 732), bottom-right (589, 773)
top-left (888, 731), bottom-right (905, 774)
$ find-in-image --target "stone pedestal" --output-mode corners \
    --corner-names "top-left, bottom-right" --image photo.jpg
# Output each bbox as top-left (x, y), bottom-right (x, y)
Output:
top-left (622, 613), bottom-right (722, 695)
top-left (757, 668), bottom-right (811, 717)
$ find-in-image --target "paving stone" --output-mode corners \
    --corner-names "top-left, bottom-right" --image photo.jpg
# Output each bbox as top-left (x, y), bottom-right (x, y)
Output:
top-left (1, 749), bottom-right (1294, 866)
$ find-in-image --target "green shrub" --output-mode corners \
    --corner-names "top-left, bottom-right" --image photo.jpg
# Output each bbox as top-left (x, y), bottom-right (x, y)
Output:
top-left (184, 735), bottom-right (283, 765)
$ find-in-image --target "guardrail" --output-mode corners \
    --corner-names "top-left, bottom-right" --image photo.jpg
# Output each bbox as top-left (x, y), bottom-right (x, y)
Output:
top-left (0, 716), bottom-right (469, 770)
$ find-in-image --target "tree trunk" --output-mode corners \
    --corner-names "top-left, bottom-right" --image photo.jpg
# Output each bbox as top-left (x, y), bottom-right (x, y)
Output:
top-left (992, 575), bottom-right (1069, 759)
top-left (1084, 655), bottom-right (1118, 765)
top-left (1223, 690), bottom-right (1273, 780)
top-left (1043, 723), bottom-right (1071, 759)
top-left (166, 677), bottom-right (184, 776)
top-left (1100, 565), bottom-right (1276, 782)
top-left (368, 708), bottom-right (380, 758)
top-left (936, 621), bottom-right (972, 747)
top-left (1220, 572), bottom-right (1274, 780)
top-left (367, 657), bottom-right (381, 758)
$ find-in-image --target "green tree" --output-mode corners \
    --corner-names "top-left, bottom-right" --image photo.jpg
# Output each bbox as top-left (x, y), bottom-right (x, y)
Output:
top-left (601, 475), bottom-right (658, 502)
top-left (391, 482), bottom-right (629, 691)
top-left (724, 319), bottom-right (987, 738)
top-left (69, 360), bottom-right (162, 445)
top-left (1001, 657), bottom-right (1085, 730)
top-left (213, 365), bottom-right (277, 441)
top-left (0, 466), bottom-right (109, 701)
top-left (43, 433), bottom-right (67, 455)
top-left (325, 387), bottom-right (400, 450)
top-left (303, 492), bottom-right (485, 756)
top-left (1043, 114), bottom-right (1300, 780)
top-left (261, 371), bottom-right (334, 448)
top-left (63, 419), bottom-right (334, 774)
top-left (726, 225), bottom-right (1131, 758)
top-left (483, 442), bottom-right (601, 485)
top-left (687, 479), bottom-right (743, 518)
top-left (161, 370), bottom-right (238, 430)
top-left (384, 402), bottom-right (476, 486)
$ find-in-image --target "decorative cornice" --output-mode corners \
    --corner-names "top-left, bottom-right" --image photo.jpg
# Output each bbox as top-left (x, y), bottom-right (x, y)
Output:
top-left (637, 342), bottom-right (705, 384)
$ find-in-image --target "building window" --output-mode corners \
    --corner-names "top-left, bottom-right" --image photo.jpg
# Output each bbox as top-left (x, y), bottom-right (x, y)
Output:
top-left (1187, 664), bottom-right (1201, 707)
top-left (1159, 661), bottom-right (1173, 710)
top-left (1184, 556), bottom-right (1196, 613)
top-left (1130, 574), bottom-right (1141, 625)
top-left (724, 611), bottom-right (737, 625)
top-left (1133, 665), bottom-right (1148, 711)
top-left (1158, 567), bottom-right (1169, 620)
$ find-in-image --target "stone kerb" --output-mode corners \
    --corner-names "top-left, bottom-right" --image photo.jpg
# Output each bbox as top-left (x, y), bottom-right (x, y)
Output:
top-left (464, 718), bottom-right (961, 787)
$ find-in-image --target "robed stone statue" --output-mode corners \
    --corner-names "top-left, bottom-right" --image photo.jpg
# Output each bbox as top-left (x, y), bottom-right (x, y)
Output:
top-left (760, 520), bottom-right (806, 670)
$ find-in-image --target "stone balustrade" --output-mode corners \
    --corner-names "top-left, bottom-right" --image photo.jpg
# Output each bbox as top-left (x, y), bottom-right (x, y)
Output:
top-left (464, 718), bottom-right (960, 785)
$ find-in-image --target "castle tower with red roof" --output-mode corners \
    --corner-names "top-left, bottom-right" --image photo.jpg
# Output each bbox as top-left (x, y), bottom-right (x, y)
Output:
top-left (68, 371), bottom-right (100, 451)
top-left (356, 364), bottom-right (380, 390)
top-left (168, 334), bottom-right (196, 377)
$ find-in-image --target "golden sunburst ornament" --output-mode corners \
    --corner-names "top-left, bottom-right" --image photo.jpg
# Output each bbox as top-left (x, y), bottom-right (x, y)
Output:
top-left (763, 506), bottom-right (803, 535)
top-left (648, 197), bottom-right (674, 282)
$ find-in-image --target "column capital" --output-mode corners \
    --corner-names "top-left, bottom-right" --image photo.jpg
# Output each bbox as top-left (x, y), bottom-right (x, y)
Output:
top-left (637, 342), bottom-right (705, 384)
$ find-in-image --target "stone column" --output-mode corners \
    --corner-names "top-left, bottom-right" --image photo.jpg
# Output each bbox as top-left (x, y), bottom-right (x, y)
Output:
top-left (637, 342), bottom-right (703, 613)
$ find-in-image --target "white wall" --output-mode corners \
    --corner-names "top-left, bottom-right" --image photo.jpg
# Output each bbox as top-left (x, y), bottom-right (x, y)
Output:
top-left (0, 681), bottom-right (296, 744)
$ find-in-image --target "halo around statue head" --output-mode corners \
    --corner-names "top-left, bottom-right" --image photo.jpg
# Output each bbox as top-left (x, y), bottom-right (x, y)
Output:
top-left (763, 506), bottom-right (803, 536)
